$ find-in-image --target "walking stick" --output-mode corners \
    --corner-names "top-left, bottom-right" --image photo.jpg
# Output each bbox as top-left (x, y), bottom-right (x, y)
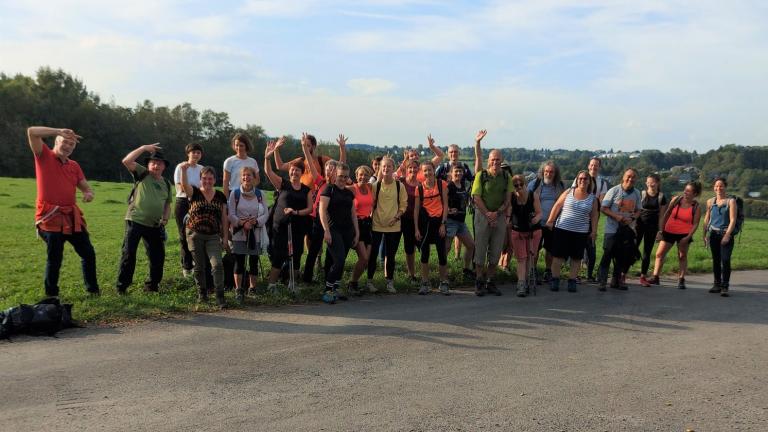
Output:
top-left (287, 216), bottom-right (297, 294)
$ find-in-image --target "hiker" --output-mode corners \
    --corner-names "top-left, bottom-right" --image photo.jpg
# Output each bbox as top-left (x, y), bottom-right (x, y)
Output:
top-left (116, 144), bottom-right (173, 294)
top-left (264, 140), bottom-right (312, 290)
top-left (366, 156), bottom-right (408, 293)
top-left (545, 170), bottom-right (598, 293)
top-left (174, 143), bottom-right (204, 277)
top-left (179, 164), bottom-right (229, 308)
top-left (301, 158), bottom-right (339, 283)
top-left (370, 156), bottom-right (382, 184)
top-left (652, 181), bottom-right (703, 290)
top-left (274, 132), bottom-right (346, 189)
top-left (347, 165), bottom-right (375, 295)
top-left (436, 144), bottom-right (474, 186)
top-left (598, 168), bottom-right (642, 291)
top-left (445, 164), bottom-right (476, 280)
top-left (572, 157), bottom-right (611, 282)
top-left (414, 161), bottom-right (450, 295)
top-left (636, 174), bottom-right (668, 287)
top-left (472, 147), bottom-right (513, 296)
top-left (528, 160), bottom-right (566, 283)
top-left (223, 133), bottom-right (259, 199)
top-left (703, 177), bottom-right (738, 296)
top-left (227, 166), bottom-right (269, 304)
top-left (399, 159), bottom-right (421, 283)
top-left (27, 126), bottom-right (99, 298)
top-left (509, 174), bottom-right (543, 297)
top-left (396, 134), bottom-right (444, 182)
top-left (318, 163), bottom-right (359, 303)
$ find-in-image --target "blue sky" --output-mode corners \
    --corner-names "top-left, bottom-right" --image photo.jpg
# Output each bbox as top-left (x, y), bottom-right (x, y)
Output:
top-left (2, 0), bottom-right (767, 151)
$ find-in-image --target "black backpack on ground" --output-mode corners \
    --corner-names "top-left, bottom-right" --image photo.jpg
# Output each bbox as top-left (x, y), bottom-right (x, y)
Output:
top-left (0, 298), bottom-right (77, 339)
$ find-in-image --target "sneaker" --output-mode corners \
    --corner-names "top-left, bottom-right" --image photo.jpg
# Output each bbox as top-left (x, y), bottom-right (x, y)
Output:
top-left (720, 285), bottom-right (730, 297)
top-left (575, 275), bottom-right (582, 285)
top-left (366, 280), bottom-right (378, 294)
top-left (598, 279), bottom-right (607, 292)
top-left (619, 273), bottom-right (629, 290)
top-left (543, 270), bottom-right (552, 283)
top-left (235, 289), bottom-right (245, 305)
top-left (516, 281), bottom-right (527, 297)
top-left (348, 281), bottom-right (361, 296)
top-left (649, 275), bottom-right (660, 285)
top-left (463, 268), bottom-right (476, 280)
top-left (609, 277), bottom-right (619, 289)
top-left (567, 278), bottom-right (578, 293)
top-left (418, 282), bottom-right (430, 295)
top-left (386, 279), bottom-right (396, 294)
top-left (474, 279), bottom-right (486, 297)
top-left (677, 278), bottom-right (686, 290)
top-left (197, 293), bottom-right (209, 303)
top-left (639, 275), bottom-right (651, 287)
top-left (439, 280), bottom-right (450, 296)
top-left (486, 280), bottom-right (502, 296)
top-left (215, 293), bottom-right (227, 309)
top-left (321, 290), bottom-right (336, 304)
top-left (550, 277), bottom-right (560, 292)
top-left (709, 283), bottom-right (722, 294)
top-left (182, 268), bottom-right (193, 278)
top-left (334, 289), bottom-right (348, 301)
top-left (267, 283), bottom-right (277, 294)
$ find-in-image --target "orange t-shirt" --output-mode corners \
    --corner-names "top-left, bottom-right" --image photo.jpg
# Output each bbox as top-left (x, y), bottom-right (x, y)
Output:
top-left (291, 155), bottom-right (332, 190)
top-left (665, 204), bottom-right (695, 234)
top-left (353, 184), bottom-right (374, 218)
top-left (420, 180), bottom-right (447, 218)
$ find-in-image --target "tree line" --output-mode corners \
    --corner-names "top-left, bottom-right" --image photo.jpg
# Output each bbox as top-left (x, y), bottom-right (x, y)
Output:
top-left (2, 68), bottom-right (767, 217)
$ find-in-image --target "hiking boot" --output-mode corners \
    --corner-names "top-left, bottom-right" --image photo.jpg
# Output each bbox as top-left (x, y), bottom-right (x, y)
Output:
top-left (639, 275), bottom-right (651, 287)
top-left (366, 280), bottom-right (378, 294)
top-left (720, 284), bottom-right (730, 297)
top-left (567, 278), bottom-right (578, 293)
top-left (463, 268), bottom-right (476, 280)
top-left (709, 282), bottom-right (722, 294)
top-left (333, 289), bottom-right (348, 301)
top-left (649, 275), bottom-right (660, 285)
top-left (386, 279), bottom-right (396, 294)
top-left (543, 270), bottom-right (552, 283)
top-left (439, 280), bottom-right (450, 296)
top-left (550, 277), bottom-right (560, 292)
top-left (197, 293), bottom-right (209, 303)
top-left (235, 289), bottom-right (245, 305)
top-left (677, 278), bottom-right (686, 290)
top-left (475, 279), bottom-right (486, 296)
top-left (143, 284), bottom-right (159, 293)
top-left (348, 281), bottom-right (361, 296)
top-left (418, 282), bottom-right (430, 295)
top-left (609, 276), bottom-right (619, 289)
top-left (598, 279), bottom-right (607, 292)
top-left (321, 290), bottom-right (336, 304)
top-left (486, 280), bottom-right (502, 296)
top-left (215, 292), bottom-right (227, 309)
top-left (516, 281), bottom-right (527, 298)
top-left (619, 273), bottom-right (629, 290)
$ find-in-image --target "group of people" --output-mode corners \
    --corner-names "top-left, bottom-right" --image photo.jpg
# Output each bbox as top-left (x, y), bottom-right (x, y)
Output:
top-left (28, 126), bottom-right (742, 309)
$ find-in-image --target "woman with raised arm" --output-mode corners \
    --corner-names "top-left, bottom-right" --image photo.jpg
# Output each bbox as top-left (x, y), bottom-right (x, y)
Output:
top-left (264, 139), bottom-right (312, 291)
top-left (302, 158), bottom-right (339, 283)
top-left (445, 164), bottom-right (476, 281)
top-left (400, 159), bottom-right (421, 283)
top-left (347, 165), bottom-right (374, 295)
top-left (703, 177), bottom-right (738, 296)
top-left (413, 161), bottom-right (450, 295)
top-left (509, 174), bottom-right (542, 297)
top-left (318, 163), bottom-right (359, 303)
top-left (366, 156), bottom-right (407, 293)
top-left (651, 181), bottom-right (703, 290)
top-left (545, 171), bottom-right (598, 293)
top-left (227, 166), bottom-right (269, 304)
top-left (180, 163), bottom-right (229, 308)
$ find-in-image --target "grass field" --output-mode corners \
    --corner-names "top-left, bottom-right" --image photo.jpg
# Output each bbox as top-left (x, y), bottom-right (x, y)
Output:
top-left (1, 176), bottom-right (766, 323)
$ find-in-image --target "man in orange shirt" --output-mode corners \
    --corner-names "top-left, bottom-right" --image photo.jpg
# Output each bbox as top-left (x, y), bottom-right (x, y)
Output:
top-left (27, 126), bottom-right (99, 298)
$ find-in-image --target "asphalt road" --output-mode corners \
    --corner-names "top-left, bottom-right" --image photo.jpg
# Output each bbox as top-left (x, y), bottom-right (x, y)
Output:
top-left (2, 271), bottom-right (768, 431)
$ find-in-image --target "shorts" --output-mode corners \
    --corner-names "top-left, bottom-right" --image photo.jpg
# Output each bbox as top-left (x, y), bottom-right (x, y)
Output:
top-left (511, 230), bottom-right (542, 260)
top-left (661, 231), bottom-right (693, 245)
top-left (357, 217), bottom-right (372, 245)
top-left (446, 218), bottom-right (469, 238)
top-left (540, 225), bottom-right (555, 252)
top-left (550, 228), bottom-right (589, 260)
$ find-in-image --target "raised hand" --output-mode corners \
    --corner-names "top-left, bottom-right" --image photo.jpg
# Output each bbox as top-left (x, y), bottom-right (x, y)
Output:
top-left (179, 161), bottom-right (190, 170)
top-left (143, 143), bottom-right (162, 154)
top-left (475, 129), bottom-right (488, 143)
top-left (427, 134), bottom-right (435, 147)
top-left (59, 129), bottom-right (82, 144)
top-left (265, 140), bottom-right (276, 157)
top-left (301, 132), bottom-right (310, 147)
top-left (275, 136), bottom-right (286, 148)
top-left (337, 134), bottom-right (348, 147)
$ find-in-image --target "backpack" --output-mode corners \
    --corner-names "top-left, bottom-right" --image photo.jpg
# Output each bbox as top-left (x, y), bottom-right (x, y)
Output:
top-left (372, 179), bottom-right (402, 214)
top-left (641, 190), bottom-right (665, 209)
top-left (731, 195), bottom-right (745, 235)
top-left (530, 176), bottom-right (565, 194)
top-left (127, 169), bottom-right (172, 205)
top-left (417, 180), bottom-right (444, 219)
top-left (664, 195), bottom-right (699, 226)
top-left (0, 298), bottom-right (76, 339)
top-left (231, 188), bottom-right (264, 235)
top-left (478, 169), bottom-right (513, 204)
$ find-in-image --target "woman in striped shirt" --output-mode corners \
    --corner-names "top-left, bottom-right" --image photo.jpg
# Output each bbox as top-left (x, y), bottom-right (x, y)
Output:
top-left (545, 170), bottom-right (599, 293)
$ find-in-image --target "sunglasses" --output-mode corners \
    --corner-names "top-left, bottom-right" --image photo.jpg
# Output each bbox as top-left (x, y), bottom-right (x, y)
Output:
top-left (513, 182), bottom-right (524, 187)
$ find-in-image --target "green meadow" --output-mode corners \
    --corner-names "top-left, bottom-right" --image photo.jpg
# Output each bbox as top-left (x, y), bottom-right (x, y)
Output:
top-left (1, 177), bottom-right (766, 323)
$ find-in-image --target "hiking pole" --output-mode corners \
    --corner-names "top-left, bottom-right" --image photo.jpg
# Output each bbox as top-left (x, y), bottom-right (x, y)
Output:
top-left (287, 215), bottom-right (296, 294)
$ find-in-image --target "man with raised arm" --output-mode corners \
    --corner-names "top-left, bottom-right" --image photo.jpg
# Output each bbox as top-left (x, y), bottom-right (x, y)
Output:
top-left (116, 143), bottom-right (173, 294)
top-left (27, 126), bottom-right (99, 298)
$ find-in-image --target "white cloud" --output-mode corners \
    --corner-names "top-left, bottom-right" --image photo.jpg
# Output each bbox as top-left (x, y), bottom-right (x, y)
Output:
top-left (347, 78), bottom-right (397, 95)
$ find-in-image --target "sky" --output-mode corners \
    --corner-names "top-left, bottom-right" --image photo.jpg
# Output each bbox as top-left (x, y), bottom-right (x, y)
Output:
top-left (1, 0), bottom-right (767, 151)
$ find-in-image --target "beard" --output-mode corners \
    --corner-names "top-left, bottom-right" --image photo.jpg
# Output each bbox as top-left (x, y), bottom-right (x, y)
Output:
top-left (543, 177), bottom-right (553, 185)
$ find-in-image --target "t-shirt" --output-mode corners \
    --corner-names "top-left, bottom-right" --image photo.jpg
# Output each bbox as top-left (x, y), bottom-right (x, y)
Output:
top-left (601, 185), bottom-right (641, 234)
top-left (353, 184), bottom-right (374, 218)
top-left (272, 179), bottom-right (310, 231)
top-left (126, 164), bottom-right (173, 227)
top-left (665, 200), bottom-right (697, 234)
top-left (401, 179), bottom-right (418, 221)
top-left (419, 180), bottom-right (446, 218)
top-left (173, 163), bottom-right (202, 198)
top-left (471, 170), bottom-right (512, 212)
top-left (186, 186), bottom-right (227, 235)
top-left (372, 179), bottom-right (408, 232)
top-left (321, 184), bottom-right (355, 229)
top-left (290, 155), bottom-right (332, 189)
top-left (435, 161), bottom-right (474, 188)
top-left (34, 144), bottom-right (84, 221)
top-left (528, 179), bottom-right (564, 227)
top-left (447, 182), bottom-right (469, 222)
top-left (639, 191), bottom-right (668, 224)
top-left (310, 176), bottom-right (327, 218)
top-left (223, 156), bottom-right (260, 192)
